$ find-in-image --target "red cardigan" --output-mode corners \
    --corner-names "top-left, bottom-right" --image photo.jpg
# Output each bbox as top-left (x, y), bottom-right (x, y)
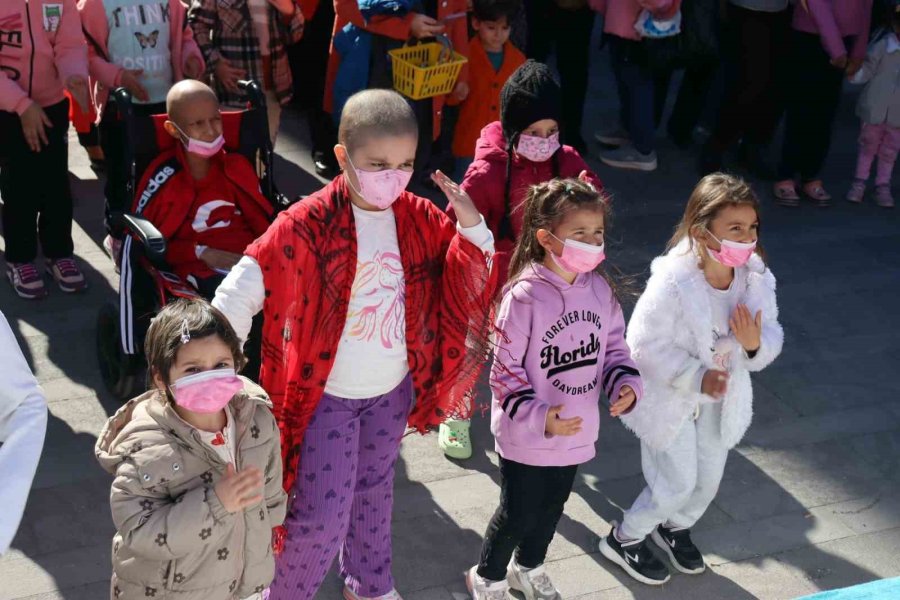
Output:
top-left (245, 176), bottom-right (497, 494)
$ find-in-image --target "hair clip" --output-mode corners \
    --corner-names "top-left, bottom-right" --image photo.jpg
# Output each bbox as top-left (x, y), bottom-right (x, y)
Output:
top-left (564, 182), bottom-right (574, 194)
top-left (180, 320), bottom-right (191, 345)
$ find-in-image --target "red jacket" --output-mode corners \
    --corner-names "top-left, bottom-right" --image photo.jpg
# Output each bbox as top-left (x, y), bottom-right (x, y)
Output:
top-left (452, 121), bottom-right (603, 284)
top-left (245, 176), bottom-right (497, 494)
top-left (133, 146), bottom-right (273, 282)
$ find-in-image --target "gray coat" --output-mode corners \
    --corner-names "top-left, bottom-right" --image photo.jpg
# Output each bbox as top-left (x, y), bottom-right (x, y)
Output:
top-left (854, 34), bottom-right (900, 128)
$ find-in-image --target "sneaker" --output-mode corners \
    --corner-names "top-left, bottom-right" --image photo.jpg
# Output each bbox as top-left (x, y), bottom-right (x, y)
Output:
top-left (594, 128), bottom-right (630, 147)
top-left (45, 257), bottom-right (88, 293)
top-left (342, 587), bottom-right (403, 600)
top-left (875, 185), bottom-right (895, 208)
top-left (598, 145), bottom-right (658, 172)
top-left (507, 561), bottom-right (561, 600)
top-left (651, 524), bottom-right (706, 575)
top-left (6, 262), bottom-right (48, 299)
top-left (598, 523), bottom-right (670, 586)
top-left (846, 179), bottom-right (866, 204)
top-left (438, 419), bottom-right (472, 459)
top-left (466, 566), bottom-right (512, 600)
top-left (103, 234), bottom-right (122, 265)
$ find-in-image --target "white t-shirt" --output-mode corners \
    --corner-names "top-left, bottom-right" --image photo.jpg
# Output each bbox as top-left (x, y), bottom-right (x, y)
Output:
top-left (705, 268), bottom-right (747, 374)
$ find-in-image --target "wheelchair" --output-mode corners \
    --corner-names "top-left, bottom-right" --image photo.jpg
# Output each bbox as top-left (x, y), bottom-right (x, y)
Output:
top-left (96, 80), bottom-right (288, 400)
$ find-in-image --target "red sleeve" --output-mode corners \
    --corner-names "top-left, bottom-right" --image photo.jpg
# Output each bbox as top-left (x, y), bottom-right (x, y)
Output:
top-left (459, 158), bottom-right (502, 238)
top-left (335, 0), bottom-right (414, 40)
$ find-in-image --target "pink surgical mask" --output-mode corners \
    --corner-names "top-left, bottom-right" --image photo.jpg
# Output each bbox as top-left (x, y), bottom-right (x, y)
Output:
top-left (706, 231), bottom-right (757, 267)
top-left (173, 123), bottom-right (225, 158)
top-left (346, 156), bottom-right (412, 210)
top-left (169, 368), bottom-right (243, 414)
top-left (517, 132), bottom-right (560, 163)
top-left (549, 233), bottom-right (606, 274)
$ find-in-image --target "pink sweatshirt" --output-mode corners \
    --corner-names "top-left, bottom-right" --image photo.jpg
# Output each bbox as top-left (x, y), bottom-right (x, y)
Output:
top-left (490, 264), bottom-right (643, 467)
top-left (792, 0), bottom-right (873, 61)
top-left (589, 0), bottom-right (682, 42)
top-left (76, 0), bottom-right (204, 119)
top-left (0, 0), bottom-right (88, 115)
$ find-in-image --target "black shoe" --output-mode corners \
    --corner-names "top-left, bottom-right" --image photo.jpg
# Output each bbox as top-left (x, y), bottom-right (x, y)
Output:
top-left (599, 523), bottom-right (670, 586)
top-left (651, 525), bottom-right (706, 574)
top-left (313, 151), bottom-right (339, 179)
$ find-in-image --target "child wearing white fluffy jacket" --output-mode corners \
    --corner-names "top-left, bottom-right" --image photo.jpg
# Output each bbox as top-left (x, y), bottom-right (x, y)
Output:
top-left (600, 173), bottom-right (783, 586)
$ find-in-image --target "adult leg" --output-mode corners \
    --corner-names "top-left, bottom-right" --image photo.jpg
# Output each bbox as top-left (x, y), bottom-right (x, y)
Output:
top-left (607, 37), bottom-right (657, 156)
top-left (554, 5), bottom-right (595, 149)
top-left (0, 106), bottom-right (41, 263)
top-left (668, 61), bottom-right (717, 147)
top-left (339, 376), bottom-right (415, 597)
top-left (268, 394), bottom-right (362, 600)
top-left (608, 38), bottom-right (633, 136)
top-left (515, 464), bottom-right (578, 569)
top-left (748, 7), bottom-right (790, 145)
top-left (777, 31), bottom-right (820, 181)
top-left (524, 0), bottom-right (555, 63)
top-left (264, 89), bottom-right (283, 145)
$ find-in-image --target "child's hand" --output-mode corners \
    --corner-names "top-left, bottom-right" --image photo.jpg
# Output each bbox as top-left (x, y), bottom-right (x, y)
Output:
top-left (200, 248), bottom-right (243, 272)
top-left (830, 54), bottom-right (848, 70)
top-left (120, 69), bottom-right (149, 102)
top-left (545, 405), bottom-right (583, 436)
top-left (845, 57), bottom-right (863, 79)
top-left (610, 385), bottom-right (636, 417)
top-left (451, 81), bottom-right (470, 102)
top-left (431, 170), bottom-right (481, 228)
top-left (20, 102), bottom-right (52, 152)
top-left (66, 76), bottom-right (90, 113)
top-left (730, 303), bottom-right (761, 353)
top-left (184, 56), bottom-right (203, 79)
top-left (215, 58), bottom-right (247, 94)
top-left (410, 13), bottom-right (445, 39)
top-left (215, 463), bottom-right (264, 513)
top-left (701, 369), bottom-right (729, 400)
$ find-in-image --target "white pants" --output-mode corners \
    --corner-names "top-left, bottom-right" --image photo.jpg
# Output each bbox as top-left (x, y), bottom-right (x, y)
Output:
top-left (620, 402), bottom-right (729, 541)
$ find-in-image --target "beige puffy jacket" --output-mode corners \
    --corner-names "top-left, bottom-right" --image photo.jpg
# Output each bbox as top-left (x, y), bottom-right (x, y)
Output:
top-left (95, 379), bottom-right (287, 600)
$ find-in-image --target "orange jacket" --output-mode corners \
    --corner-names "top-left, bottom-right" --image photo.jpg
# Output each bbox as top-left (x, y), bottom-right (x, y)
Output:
top-left (452, 38), bottom-right (525, 158)
top-left (324, 0), bottom-right (469, 139)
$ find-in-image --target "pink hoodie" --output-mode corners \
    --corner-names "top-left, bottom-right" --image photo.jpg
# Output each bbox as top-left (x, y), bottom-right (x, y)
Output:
top-left (792, 0), bottom-right (873, 62)
top-left (76, 0), bottom-right (204, 120)
top-left (590, 0), bottom-right (682, 42)
top-left (0, 0), bottom-right (88, 115)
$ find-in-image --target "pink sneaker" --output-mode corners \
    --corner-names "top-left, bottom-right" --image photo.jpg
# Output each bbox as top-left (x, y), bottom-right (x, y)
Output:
top-left (6, 262), bottom-right (48, 299)
top-left (846, 180), bottom-right (865, 204)
top-left (45, 257), bottom-right (88, 293)
top-left (875, 185), bottom-right (895, 208)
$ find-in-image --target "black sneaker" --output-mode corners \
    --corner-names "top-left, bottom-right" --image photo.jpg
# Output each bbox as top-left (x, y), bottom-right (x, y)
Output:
top-left (651, 524), bottom-right (706, 574)
top-left (599, 523), bottom-right (670, 586)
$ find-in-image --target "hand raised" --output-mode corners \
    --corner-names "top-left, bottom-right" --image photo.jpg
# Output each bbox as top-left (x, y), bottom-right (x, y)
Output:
top-left (730, 303), bottom-right (761, 353)
top-left (214, 463), bottom-right (264, 513)
top-left (431, 170), bottom-right (481, 228)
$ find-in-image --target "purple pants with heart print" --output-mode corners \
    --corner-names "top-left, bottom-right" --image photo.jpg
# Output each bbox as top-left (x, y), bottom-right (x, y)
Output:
top-left (268, 375), bottom-right (413, 600)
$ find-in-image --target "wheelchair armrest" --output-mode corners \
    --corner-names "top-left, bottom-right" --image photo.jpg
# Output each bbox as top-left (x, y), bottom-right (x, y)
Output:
top-left (121, 213), bottom-right (167, 266)
top-left (237, 80), bottom-right (265, 111)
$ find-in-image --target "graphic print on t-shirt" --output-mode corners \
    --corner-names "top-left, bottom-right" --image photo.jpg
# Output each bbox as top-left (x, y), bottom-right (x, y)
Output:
top-left (540, 309), bottom-right (603, 395)
top-left (346, 250), bottom-right (405, 349)
top-left (105, 0), bottom-right (173, 104)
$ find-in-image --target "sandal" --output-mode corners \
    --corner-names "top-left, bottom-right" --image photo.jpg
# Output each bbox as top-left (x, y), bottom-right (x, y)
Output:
top-left (801, 180), bottom-right (832, 207)
top-left (773, 180), bottom-right (800, 207)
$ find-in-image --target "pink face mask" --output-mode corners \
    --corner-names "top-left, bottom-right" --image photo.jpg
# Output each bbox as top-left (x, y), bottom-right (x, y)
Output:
top-left (549, 233), bottom-right (606, 274)
top-left (173, 123), bottom-right (225, 158)
top-left (706, 231), bottom-right (757, 267)
top-left (517, 132), bottom-right (560, 163)
top-left (346, 156), bottom-right (413, 210)
top-left (169, 368), bottom-right (243, 414)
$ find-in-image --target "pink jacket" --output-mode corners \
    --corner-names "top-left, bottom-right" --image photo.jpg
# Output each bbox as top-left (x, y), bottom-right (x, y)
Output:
top-left (0, 0), bottom-right (88, 115)
top-left (589, 0), bottom-right (681, 41)
top-left (76, 0), bottom-right (204, 120)
top-left (792, 0), bottom-right (873, 62)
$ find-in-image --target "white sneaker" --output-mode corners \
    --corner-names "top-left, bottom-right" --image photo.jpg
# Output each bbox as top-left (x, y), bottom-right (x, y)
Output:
top-left (507, 561), bottom-right (561, 600)
top-left (466, 566), bottom-right (511, 600)
top-left (342, 586), bottom-right (403, 600)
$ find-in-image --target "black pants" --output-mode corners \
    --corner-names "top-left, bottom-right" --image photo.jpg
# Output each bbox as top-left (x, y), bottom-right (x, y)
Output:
top-left (665, 60), bottom-right (718, 145)
top-left (777, 31), bottom-right (850, 181)
top-left (100, 99), bottom-right (166, 236)
top-left (478, 457), bottom-right (578, 582)
top-left (710, 5), bottom-right (790, 153)
top-left (288, 0), bottom-right (337, 158)
top-left (525, 0), bottom-right (595, 149)
top-left (0, 98), bottom-right (74, 263)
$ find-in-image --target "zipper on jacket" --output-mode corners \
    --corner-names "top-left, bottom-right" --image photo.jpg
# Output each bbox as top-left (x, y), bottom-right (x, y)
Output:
top-left (24, 0), bottom-right (35, 98)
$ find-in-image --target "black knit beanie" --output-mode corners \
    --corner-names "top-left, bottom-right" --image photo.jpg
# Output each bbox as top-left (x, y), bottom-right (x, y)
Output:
top-left (499, 60), bottom-right (562, 146)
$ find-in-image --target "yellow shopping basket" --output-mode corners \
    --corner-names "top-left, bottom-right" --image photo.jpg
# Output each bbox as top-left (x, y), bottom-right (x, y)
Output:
top-left (388, 36), bottom-right (468, 101)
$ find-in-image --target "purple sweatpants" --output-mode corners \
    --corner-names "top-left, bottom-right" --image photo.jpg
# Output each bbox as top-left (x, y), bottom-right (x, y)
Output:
top-left (855, 121), bottom-right (900, 187)
top-left (268, 375), bottom-right (413, 600)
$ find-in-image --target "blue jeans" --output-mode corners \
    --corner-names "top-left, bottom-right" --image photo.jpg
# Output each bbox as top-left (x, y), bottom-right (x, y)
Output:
top-left (608, 35), bottom-right (658, 155)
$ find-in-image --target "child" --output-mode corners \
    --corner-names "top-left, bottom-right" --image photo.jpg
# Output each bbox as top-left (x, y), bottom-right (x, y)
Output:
top-left (188, 0), bottom-right (304, 143)
top-left (451, 0), bottom-right (526, 181)
top-left (467, 178), bottom-right (641, 600)
top-left (1, 0), bottom-right (89, 299)
top-left (600, 173), bottom-right (783, 585)
top-left (78, 0), bottom-right (205, 259)
top-left (212, 89), bottom-right (497, 600)
top-left (846, 3), bottom-right (900, 209)
top-left (95, 298), bottom-right (286, 600)
top-left (772, 0), bottom-right (873, 206)
top-left (441, 60), bottom-right (601, 460)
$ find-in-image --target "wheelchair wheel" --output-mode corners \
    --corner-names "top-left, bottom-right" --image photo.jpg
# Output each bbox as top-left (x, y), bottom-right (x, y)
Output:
top-left (96, 301), bottom-right (143, 400)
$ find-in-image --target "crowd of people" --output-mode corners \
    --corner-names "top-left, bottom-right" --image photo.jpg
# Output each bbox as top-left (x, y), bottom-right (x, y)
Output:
top-left (0, 0), bottom-right (894, 598)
